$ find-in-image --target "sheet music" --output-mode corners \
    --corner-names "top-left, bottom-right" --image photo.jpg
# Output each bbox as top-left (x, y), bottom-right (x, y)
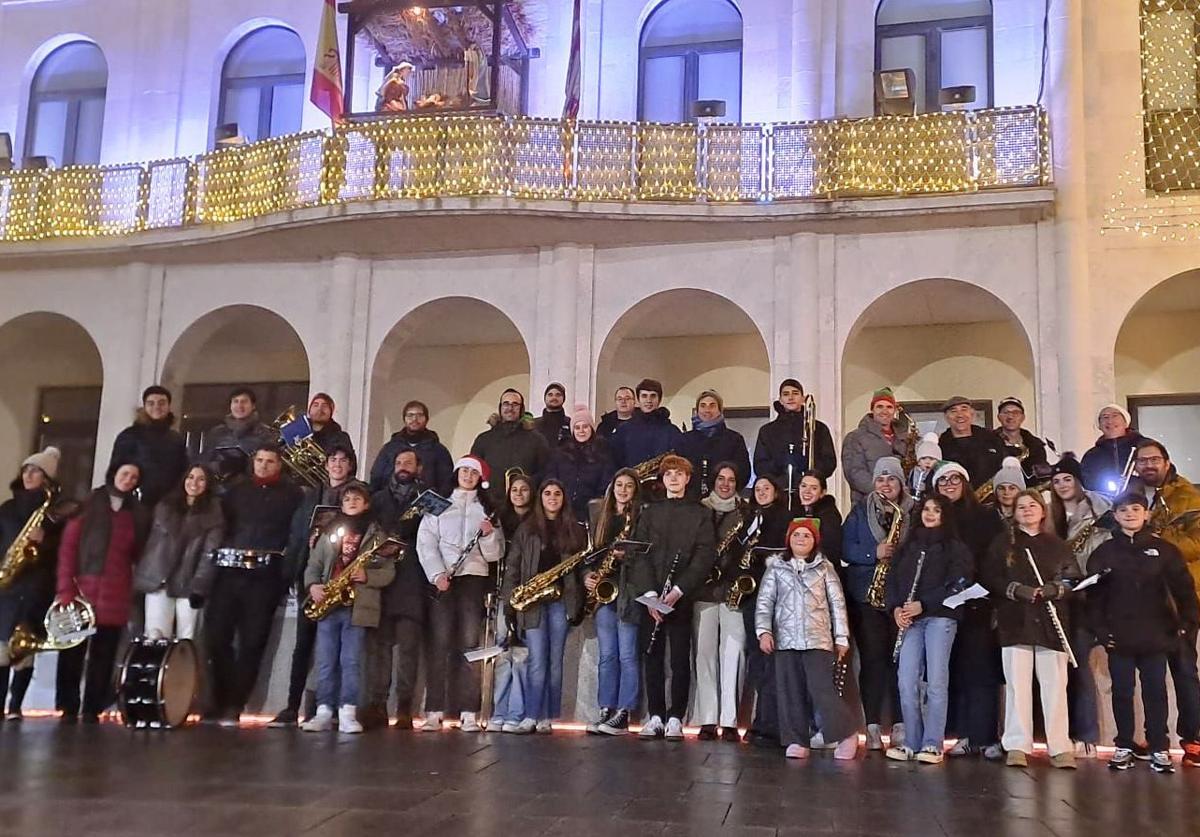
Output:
top-left (464, 645), bottom-right (504, 663)
top-left (1072, 572), bottom-right (1103, 592)
top-left (943, 583), bottom-right (989, 609)
top-left (635, 594), bottom-right (674, 615)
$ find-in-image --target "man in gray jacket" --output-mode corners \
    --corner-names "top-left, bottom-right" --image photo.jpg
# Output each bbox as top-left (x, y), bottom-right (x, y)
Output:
top-left (842, 387), bottom-right (911, 505)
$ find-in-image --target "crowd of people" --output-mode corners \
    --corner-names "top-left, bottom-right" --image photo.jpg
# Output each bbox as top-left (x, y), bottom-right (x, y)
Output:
top-left (1, 377), bottom-right (1198, 775)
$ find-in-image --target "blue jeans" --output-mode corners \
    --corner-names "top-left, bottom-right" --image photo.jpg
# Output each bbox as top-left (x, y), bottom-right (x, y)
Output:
top-left (1168, 626), bottom-right (1200, 743)
top-left (524, 600), bottom-right (569, 721)
top-left (596, 602), bottom-right (640, 710)
top-left (315, 608), bottom-right (364, 708)
top-left (897, 616), bottom-right (958, 750)
top-left (1067, 625), bottom-right (1099, 744)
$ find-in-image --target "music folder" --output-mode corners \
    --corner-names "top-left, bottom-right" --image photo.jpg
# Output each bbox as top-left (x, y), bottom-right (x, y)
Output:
top-left (464, 645), bottom-right (503, 663)
top-left (612, 539), bottom-right (652, 555)
top-left (411, 489), bottom-right (452, 518)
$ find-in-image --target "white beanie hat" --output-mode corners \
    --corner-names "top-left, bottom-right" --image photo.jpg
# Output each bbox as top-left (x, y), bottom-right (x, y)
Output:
top-left (915, 432), bottom-right (941, 462)
top-left (1097, 403), bottom-right (1131, 428)
top-left (22, 446), bottom-right (60, 481)
top-left (932, 460), bottom-right (970, 485)
top-left (992, 456), bottom-right (1026, 490)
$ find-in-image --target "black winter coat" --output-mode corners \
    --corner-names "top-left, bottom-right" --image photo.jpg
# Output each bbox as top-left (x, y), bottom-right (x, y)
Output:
top-left (596, 411), bottom-right (629, 442)
top-left (109, 411), bottom-right (189, 507)
top-left (471, 415), bottom-right (551, 507)
top-left (939, 426), bottom-right (1005, 489)
top-left (621, 498), bottom-right (715, 621)
top-left (0, 486), bottom-right (63, 607)
top-left (678, 421), bottom-right (751, 499)
top-left (533, 408), bottom-right (571, 449)
top-left (795, 494), bottom-right (843, 565)
top-left (502, 519), bottom-right (587, 629)
top-left (981, 529), bottom-right (1080, 649)
top-left (1080, 431), bottom-right (1147, 496)
top-left (1087, 529), bottom-right (1199, 655)
top-left (697, 503), bottom-right (746, 603)
top-left (369, 427), bottom-right (454, 496)
top-left (752, 401), bottom-right (837, 486)
top-left (544, 438), bottom-right (616, 521)
top-left (884, 527), bottom-right (973, 621)
top-left (222, 476), bottom-right (304, 585)
top-left (610, 407), bottom-right (684, 470)
top-left (311, 420), bottom-right (355, 459)
top-left (995, 428), bottom-right (1049, 482)
top-left (372, 477), bottom-right (431, 619)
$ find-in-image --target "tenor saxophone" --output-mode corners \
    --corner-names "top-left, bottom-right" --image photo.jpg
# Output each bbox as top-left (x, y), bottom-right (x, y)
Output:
top-left (510, 540), bottom-right (606, 613)
top-left (725, 512), bottom-right (763, 611)
top-left (706, 508), bottom-right (746, 586)
top-left (0, 489), bottom-right (52, 589)
top-left (866, 496), bottom-right (905, 609)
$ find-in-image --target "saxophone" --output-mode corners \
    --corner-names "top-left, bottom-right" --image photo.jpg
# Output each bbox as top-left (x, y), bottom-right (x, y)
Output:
top-left (725, 511), bottom-right (763, 611)
top-left (303, 534), bottom-right (405, 621)
top-left (585, 512), bottom-right (634, 615)
top-left (510, 539), bottom-right (606, 613)
top-left (0, 489), bottom-right (52, 589)
top-left (632, 451), bottom-right (674, 484)
top-left (866, 497), bottom-right (905, 609)
top-left (706, 507), bottom-right (746, 585)
top-left (897, 405), bottom-right (919, 476)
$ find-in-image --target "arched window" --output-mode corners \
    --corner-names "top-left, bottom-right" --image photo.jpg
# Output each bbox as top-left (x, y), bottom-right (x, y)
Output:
top-left (25, 41), bottom-right (108, 166)
top-left (218, 26), bottom-right (306, 144)
top-left (638, 0), bottom-right (742, 123)
top-left (875, 0), bottom-right (992, 114)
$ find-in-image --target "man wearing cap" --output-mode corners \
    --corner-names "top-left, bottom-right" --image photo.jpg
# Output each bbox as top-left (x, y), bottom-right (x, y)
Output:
top-left (203, 387), bottom-right (278, 484)
top-left (597, 386), bottom-right (637, 441)
top-left (842, 456), bottom-right (913, 750)
top-left (205, 443), bottom-right (304, 727)
top-left (1133, 438), bottom-right (1200, 767)
top-left (753, 380), bottom-right (837, 507)
top-left (533, 382), bottom-right (572, 449)
top-left (1080, 404), bottom-right (1147, 497)
top-left (993, 397), bottom-right (1048, 484)
top-left (370, 400), bottom-right (454, 497)
top-left (938, 396), bottom-right (1004, 490)
top-left (305, 393), bottom-right (354, 458)
top-left (108, 385), bottom-right (188, 507)
top-left (624, 454), bottom-right (715, 741)
top-left (470, 389), bottom-right (550, 507)
top-left (842, 387), bottom-right (911, 506)
top-left (610, 378), bottom-right (684, 471)
top-left (678, 389), bottom-right (750, 499)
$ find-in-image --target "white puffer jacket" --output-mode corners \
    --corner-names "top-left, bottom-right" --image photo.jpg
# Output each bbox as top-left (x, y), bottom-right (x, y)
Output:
top-left (755, 553), bottom-right (850, 652)
top-left (417, 489), bottom-right (503, 582)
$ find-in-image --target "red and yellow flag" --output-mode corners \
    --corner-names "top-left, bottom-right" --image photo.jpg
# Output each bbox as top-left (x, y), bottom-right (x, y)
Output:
top-left (311, 0), bottom-right (344, 122)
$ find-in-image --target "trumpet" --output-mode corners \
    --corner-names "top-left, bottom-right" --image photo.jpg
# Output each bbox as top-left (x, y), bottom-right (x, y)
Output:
top-left (866, 496), bottom-right (905, 609)
top-left (272, 406), bottom-right (328, 488)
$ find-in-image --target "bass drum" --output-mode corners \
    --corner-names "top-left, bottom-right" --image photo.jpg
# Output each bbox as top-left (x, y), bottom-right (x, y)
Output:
top-left (117, 636), bottom-right (199, 729)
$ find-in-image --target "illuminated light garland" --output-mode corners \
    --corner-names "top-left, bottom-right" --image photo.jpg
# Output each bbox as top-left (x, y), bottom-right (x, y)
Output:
top-left (1104, 0), bottom-right (1200, 241)
top-left (0, 107), bottom-right (1048, 243)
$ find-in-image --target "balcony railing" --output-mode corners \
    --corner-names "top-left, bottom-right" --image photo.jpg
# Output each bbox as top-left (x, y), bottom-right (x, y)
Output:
top-left (0, 106), bottom-right (1049, 243)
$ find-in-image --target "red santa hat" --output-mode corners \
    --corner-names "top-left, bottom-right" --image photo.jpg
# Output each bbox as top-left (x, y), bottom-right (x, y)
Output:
top-left (454, 455), bottom-right (491, 490)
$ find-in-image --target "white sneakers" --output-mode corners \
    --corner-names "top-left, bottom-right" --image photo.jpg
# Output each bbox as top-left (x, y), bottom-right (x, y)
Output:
top-left (664, 717), bottom-right (684, 741)
top-left (890, 722), bottom-right (906, 749)
top-left (302, 705), bottom-right (333, 732)
top-left (833, 736), bottom-right (858, 760)
top-left (420, 711), bottom-right (444, 732)
top-left (785, 744), bottom-right (809, 759)
top-left (513, 718), bottom-right (537, 734)
top-left (639, 715), bottom-right (665, 739)
top-left (338, 705), bottom-right (362, 734)
top-left (536, 720), bottom-right (553, 734)
top-left (459, 711), bottom-right (480, 732)
top-left (302, 705), bottom-right (361, 734)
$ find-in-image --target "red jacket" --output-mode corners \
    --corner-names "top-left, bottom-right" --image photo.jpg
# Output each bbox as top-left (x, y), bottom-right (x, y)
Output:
top-left (57, 506), bottom-right (139, 627)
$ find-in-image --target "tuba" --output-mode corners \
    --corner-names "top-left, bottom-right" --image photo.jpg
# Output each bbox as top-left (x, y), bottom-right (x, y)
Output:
top-left (273, 406), bottom-right (328, 488)
top-left (0, 489), bottom-right (52, 589)
top-left (866, 496), bottom-right (905, 609)
top-left (9, 594), bottom-right (97, 664)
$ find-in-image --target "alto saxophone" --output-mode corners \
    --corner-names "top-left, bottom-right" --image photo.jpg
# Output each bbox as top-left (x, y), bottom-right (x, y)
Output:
top-left (632, 451), bottom-right (674, 484)
top-left (0, 489), bottom-right (52, 589)
top-left (706, 508), bottom-right (746, 586)
top-left (585, 512), bottom-right (634, 616)
top-left (725, 512), bottom-right (763, 611)
top-left (896, 405), bottom-right (919, 477)
top-left (866, 496), bottom-right (905, 609)
top-left (303, 534), bottom-right (405, 621)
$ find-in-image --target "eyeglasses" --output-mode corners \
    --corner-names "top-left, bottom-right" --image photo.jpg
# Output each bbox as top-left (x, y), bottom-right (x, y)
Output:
top-left (403, 412), bottom-right (425, 419)
top-left (500, 401), bottom-right (522, 408)
top-left (1135, 455), bottom-right (1165, 466)
top-left (937, 475), bottom-right (966, 485)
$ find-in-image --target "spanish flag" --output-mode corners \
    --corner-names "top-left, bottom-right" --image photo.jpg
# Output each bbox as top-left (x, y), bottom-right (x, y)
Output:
top-left (310, 0), bottom-right (344, 122)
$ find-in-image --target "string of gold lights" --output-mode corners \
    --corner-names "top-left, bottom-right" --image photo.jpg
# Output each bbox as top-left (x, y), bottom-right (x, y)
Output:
top-left (0, 106), bottom-right (1047, 243)
top-left (1103, 0), bottom-right (1200, 241)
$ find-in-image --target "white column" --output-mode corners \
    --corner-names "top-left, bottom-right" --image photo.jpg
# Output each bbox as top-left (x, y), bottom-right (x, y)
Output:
top-left (791, 0), bottom-right (826, 120)
top-left (312, 253), bottom-right (363, 452)
top-left (533, 243), bottom-right (583, 411)
top-left (1048, 0), bottom-right (1095, 447)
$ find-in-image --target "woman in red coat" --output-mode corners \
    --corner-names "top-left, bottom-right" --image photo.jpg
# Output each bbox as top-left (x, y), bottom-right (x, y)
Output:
top-left (55, 460), bottom-right (150, 722)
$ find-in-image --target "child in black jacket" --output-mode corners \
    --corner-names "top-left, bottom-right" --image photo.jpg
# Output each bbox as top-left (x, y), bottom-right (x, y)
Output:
top-left (1088, 491), bottom-right (1199, 774)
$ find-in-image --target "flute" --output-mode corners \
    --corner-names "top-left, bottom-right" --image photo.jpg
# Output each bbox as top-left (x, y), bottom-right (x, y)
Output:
top-left (1023, 548), bottom-right (1078, 669)
top-left (891, 550), bottom-right (926, 664)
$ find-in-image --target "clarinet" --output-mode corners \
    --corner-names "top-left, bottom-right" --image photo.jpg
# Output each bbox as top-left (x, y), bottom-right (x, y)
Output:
top-left (644, 551), bottom-right (682, 655)
top-left (891, 550), bottom-right (926, 664)
top-left (1023, 547), bottom-right (1077, 668)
